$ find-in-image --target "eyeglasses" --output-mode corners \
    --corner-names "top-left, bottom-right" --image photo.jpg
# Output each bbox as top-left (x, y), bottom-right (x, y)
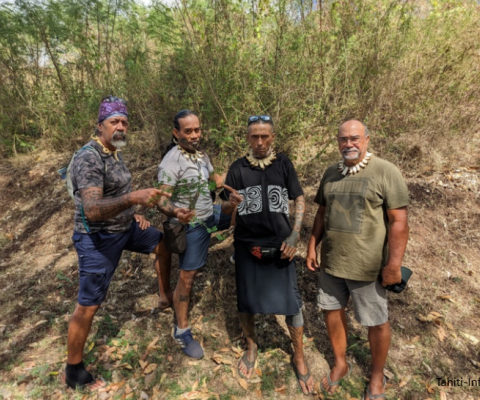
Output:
top-left (102, 95), bottom-right (127, 105)
top-left (248, 115), bottom-right (273, 126)
top-left (337, 136), bottom-right (363, 145)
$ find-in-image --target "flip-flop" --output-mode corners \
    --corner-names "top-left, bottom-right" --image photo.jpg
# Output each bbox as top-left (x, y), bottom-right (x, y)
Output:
top-left (62, 370), bottom-right (106, 391)
top-left (361, 376), bottom-right (387, 400)
top-left (237, 350), bottom-right (257, 380)
top-left (291, 358), bottom-right (314, 395)
top-left (323, 361), bottom-right (352, 393)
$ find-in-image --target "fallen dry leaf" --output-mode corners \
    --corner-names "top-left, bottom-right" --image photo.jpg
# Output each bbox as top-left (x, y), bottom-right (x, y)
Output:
top-left (222, 359), bottom-right (233, 366)
top-left (255, 389), bottom-right (263, 398)
top-left (426, 382), bottom-right (435, 394)
top-left (238, 377), bottom-right (248, 390)
top-left (181, 390), bottom-right (210, 399)
top-left (213, 365), bottom-right (222, 372)
top-left (144, 363), bottom-right (157, 374)
top-left (445, 322), bottom-right (454, 330)
top-left (211, 354), bottom-right (223, 364)
top-left (34, 320), bottom-right (48, 327)
top-left (139, 360), bottom-right (148, 370)
top-left (399, 375), bottom-right (411, 388)
top-left (220, 347), bottom-right (230, 352)
top-left (159, 373), bottom-right (167, 385)
top-left (188, 361), bottom-right (199, 366)
top-left (437, 327), bottom-right (447, 342)
top-left (437, 295), bottom-right (452, 300)
top-left (255, 368), bottom-right (262, 377)
top-left (383, 369), bottom-right (394, 380)
top-left (274, 385), bottom-right (287, 394)
top-left (439, 391), bottom-right (447, 400)
top-left (191, 380), bottom-right (199, 391)
top-left (461, 332), bottom-right (479, 345)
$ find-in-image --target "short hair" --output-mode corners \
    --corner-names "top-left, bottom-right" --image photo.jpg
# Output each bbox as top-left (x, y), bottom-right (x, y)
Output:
top-left (338, 120), bottom-right (370, 137)
top-left (363, 123), bottom-right (370, 137)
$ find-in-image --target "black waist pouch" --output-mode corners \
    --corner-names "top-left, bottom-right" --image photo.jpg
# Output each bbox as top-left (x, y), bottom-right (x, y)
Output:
top-left (249, 246), bottom-right (280, 261)
top-left (163, 220), bottom-right (186, 254)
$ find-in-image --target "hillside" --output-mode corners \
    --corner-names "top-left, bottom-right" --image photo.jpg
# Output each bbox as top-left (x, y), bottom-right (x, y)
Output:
top-left (0, 136), bottom-right (479, 400)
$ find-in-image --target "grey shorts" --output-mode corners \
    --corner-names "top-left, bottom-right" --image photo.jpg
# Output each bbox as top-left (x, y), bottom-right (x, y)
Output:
top-left (317, 269), bottom-right (388, 327)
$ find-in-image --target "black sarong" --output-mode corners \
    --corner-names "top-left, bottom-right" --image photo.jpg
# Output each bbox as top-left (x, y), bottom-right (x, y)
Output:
top-left (234, 241), bottom-right (302, 315)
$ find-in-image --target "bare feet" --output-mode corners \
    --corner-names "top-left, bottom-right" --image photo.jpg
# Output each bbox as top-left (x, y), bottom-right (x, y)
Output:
top-left (238, 343), bottom-right (257, 380)
top-left (321, 361), bottom-right (351, 394)
top-left (292, 354), bottom-right (315, 394)
top-left (158, 292), bottom-right (173, 310)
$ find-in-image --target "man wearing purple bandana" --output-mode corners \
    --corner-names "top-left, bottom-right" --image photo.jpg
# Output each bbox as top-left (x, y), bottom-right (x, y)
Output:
top-left (64, 96), bottom-right (174, 391)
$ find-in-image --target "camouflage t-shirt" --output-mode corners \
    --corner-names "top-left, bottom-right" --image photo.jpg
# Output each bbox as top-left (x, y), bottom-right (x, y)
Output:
top-left (314, 155), bottom-right (409, 281)
top-left (71, 140), bottom-right (134, 233)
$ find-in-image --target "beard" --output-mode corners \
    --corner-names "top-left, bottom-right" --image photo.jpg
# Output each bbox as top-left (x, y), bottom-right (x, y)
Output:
top-left (110, 131), bottom-right (127, 149)
top-left (342, 148), bottom-right (360, 161)
top-left (178, 138), bottom-right (200, 152)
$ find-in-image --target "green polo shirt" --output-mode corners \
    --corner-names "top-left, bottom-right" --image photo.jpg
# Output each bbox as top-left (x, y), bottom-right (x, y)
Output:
top-left (314, 155), bottom-right (409, 281)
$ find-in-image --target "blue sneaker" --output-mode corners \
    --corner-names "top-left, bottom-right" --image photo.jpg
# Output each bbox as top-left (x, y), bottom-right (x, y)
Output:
top-left (172, 326), bottom-right (204, 359)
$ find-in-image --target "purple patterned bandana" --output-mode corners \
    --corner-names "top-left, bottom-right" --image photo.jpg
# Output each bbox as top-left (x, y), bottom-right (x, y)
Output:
top-left (97, 97), bottom-right (128, 124)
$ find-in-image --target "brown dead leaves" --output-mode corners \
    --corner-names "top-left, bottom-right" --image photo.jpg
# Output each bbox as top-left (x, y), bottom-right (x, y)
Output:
top-left (179, 378), bottom-right (219, 399)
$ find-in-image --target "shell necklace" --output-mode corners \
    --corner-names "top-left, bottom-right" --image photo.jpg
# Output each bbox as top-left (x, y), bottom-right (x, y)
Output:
top-left (338, 152), bottom-right (372, 176)
top-left (178, 145), bottom-right (205, 162)
top-left (91, 135), bottom-right (120, 161)
top-left (246, 150), bottom-right (276, 169)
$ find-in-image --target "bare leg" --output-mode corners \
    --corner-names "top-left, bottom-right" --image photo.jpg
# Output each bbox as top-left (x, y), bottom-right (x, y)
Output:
top-left (322, 309), bottom-right (350, 393)
top-left (173, 269), bottom-right (198, 328)
top-left (238, 312), bottom-right (257, 379)
top-left (288, 324), bottom-right (315, 394)
top-left (67, 303), bottom-right (99, 364)
top-left (365, 322), bottom-right (391, 399)
top-left (153, 239), bottom-right (173, 309)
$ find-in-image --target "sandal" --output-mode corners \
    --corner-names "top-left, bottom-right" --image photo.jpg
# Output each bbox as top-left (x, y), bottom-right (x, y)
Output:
top-left (322, 361), bottom-right (352, 393)
top-left (361, 376), bottom-right (387, 400)
top-left (238, 350), bottom-right (257, 380)
top-left (291, 358), bottom-right (314, 395)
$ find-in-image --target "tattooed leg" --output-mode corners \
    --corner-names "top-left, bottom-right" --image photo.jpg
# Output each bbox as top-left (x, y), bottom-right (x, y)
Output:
top-left (287, 323), bottom-right (315, 394)
top-left (174, 269), bottom-right (199, 328)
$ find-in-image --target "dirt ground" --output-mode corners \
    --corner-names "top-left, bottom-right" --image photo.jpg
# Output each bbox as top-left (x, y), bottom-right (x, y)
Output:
top-left (0, 145), bottom-right (479, 400)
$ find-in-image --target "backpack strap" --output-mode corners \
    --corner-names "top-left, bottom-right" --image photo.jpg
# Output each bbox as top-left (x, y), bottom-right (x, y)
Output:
top-left (77, 145), bottom-right (107, 234)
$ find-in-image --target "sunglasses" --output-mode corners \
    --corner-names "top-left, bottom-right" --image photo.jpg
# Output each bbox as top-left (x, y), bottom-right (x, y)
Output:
top-left (102, 95), bottom-right (127, 105)
top-left (248, 115), bottom-right (273, 126)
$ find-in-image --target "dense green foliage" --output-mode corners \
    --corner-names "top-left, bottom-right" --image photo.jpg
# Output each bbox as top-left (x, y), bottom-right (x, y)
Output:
top-left (1, 0), bottom-right (479, 171)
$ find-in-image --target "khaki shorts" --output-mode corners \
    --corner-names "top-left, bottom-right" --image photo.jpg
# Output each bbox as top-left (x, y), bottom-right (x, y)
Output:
top-left (317, 269), bottom-right (388, 327)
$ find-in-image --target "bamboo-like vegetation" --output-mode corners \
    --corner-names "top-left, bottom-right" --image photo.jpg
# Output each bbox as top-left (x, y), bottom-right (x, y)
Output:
top-left (1, 0), bottom-right (479, 172)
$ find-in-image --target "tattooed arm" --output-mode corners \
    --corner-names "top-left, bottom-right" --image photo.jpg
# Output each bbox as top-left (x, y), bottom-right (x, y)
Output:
top-left (156, 184), bottom-right (195, 224)
top-left (280, 195), bottom-right (305, 261)
top-left (80, 187), bottom-right (169, 222)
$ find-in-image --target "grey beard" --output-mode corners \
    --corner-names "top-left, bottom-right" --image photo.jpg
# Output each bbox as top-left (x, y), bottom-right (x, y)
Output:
top-left (111, 131), bottom-right (127, 149)
top-left (111, 140), bottom-right (127, 149)
top-left (342, 149), bottom-right (359, 161)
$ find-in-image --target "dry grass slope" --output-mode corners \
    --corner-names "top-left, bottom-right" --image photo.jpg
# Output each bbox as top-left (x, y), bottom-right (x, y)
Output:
top-left (0, 130), bottom-right (479, 399)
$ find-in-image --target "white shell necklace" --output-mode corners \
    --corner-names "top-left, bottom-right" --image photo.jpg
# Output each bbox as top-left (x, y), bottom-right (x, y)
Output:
top-left (337, 152), bottom-right (372, 176)
top-left (246, 150), bottom-right (277, 169)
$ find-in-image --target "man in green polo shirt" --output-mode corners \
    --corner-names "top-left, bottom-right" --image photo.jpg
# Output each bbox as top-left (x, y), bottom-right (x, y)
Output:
top-left (306, 120), bottom-right (409, 400)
